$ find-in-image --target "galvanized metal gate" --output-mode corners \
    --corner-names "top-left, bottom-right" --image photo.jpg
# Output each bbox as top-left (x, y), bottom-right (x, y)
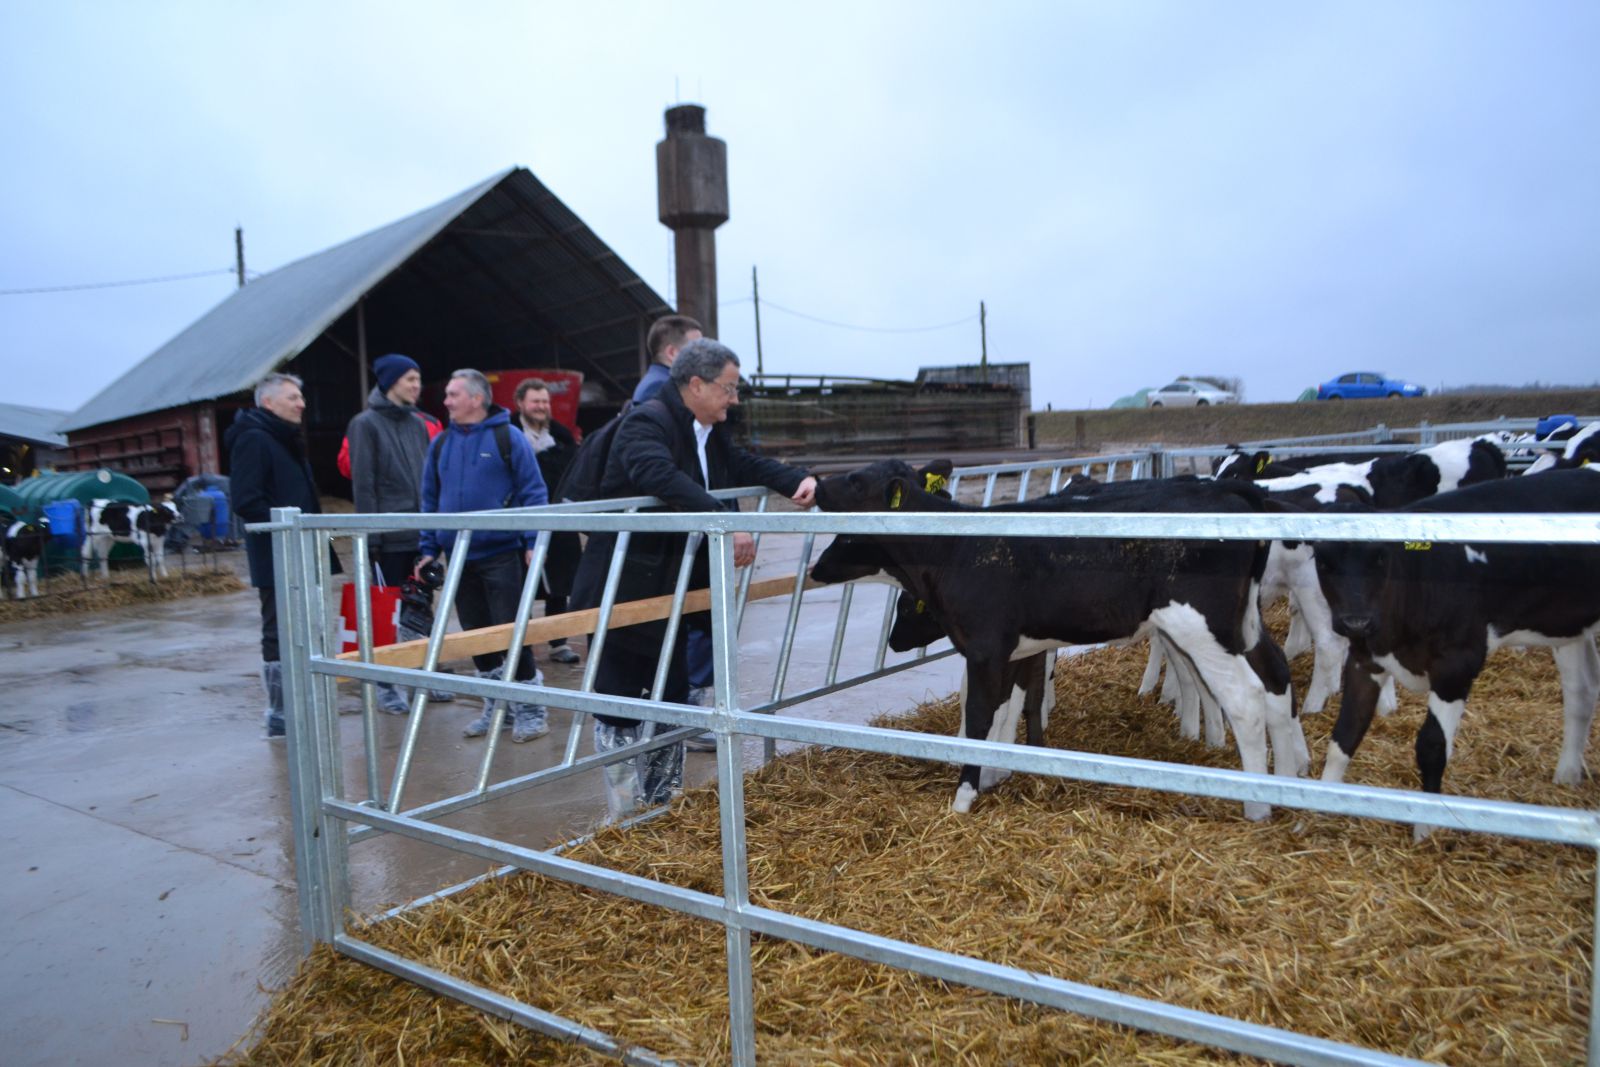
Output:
top-left (263, 444), bottom-right (1600, 1066)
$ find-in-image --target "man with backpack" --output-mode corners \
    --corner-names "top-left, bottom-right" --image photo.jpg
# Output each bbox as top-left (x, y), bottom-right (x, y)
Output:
top-left (570, 339), bottom-right (815, 822)
top-left (418, 368), bottom-right (551, 743)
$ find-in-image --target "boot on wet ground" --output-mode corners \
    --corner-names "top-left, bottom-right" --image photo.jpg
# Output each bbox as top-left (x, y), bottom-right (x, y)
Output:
top-left (262, 662), bottom-right (286, 739)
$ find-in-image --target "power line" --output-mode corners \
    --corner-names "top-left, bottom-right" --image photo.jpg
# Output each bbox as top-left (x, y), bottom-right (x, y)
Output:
top-left (0, 267), bottom-right (237, 296)
top-left (757, 298), bottom-right (979, 334)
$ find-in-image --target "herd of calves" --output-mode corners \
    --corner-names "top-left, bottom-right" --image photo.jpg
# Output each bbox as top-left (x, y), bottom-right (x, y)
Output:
top-left (2, 499), bottom-right (180, 599)
top-left (806, 421), bottom-right (1600, 834)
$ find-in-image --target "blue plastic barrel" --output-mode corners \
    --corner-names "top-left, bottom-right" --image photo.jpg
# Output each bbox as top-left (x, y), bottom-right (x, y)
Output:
top-left (201, 487), bottom-right (230, 539)
top-left (43, 499), bottom-right (85, 548)
top-left (1536, 414), bottom-right (1580, 440)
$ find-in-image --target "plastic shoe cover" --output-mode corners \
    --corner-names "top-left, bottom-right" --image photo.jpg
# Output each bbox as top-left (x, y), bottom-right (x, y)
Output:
top-left (511, 704), bottom-right (549, 743)
top-left (377, 684), bottom-right (411, 716)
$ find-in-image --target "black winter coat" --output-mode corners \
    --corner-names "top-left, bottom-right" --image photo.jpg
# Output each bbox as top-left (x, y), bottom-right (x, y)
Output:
top-left (511, 413), bottom-right (581, 597)
top-left (226, 407), bottom-right (326, 589)
top-left (569, 385), bottom-right (808, 654)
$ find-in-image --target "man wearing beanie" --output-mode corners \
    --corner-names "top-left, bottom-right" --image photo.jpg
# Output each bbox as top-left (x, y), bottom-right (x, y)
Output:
top-left (346, 353), bottom-right (444, 714)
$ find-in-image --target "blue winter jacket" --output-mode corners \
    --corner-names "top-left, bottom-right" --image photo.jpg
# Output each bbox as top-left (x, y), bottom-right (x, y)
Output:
top-left (419, 406), bottom-right (548, 561)
top-left (631, 362), bottom-right (672, 404)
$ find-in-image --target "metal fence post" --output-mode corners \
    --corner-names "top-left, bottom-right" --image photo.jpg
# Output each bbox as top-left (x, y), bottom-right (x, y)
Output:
top-left (308, 529), bottom-right (351, 936)
top-left (708, 529), bottom-right (757, 1065)
top-left (272, 507), bottom-right (334, 953)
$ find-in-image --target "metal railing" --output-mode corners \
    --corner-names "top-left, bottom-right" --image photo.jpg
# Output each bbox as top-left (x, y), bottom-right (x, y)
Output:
top-left (264, 480), bottom-right (1600, 1067)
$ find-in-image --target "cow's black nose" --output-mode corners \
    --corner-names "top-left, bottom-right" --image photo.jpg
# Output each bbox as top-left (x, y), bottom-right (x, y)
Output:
top-left (1340, 614), bottom-right (1376, 638)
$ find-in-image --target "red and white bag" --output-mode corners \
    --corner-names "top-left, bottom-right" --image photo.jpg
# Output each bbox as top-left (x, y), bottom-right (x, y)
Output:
top-left (338, 582), bottom-right (403, 654)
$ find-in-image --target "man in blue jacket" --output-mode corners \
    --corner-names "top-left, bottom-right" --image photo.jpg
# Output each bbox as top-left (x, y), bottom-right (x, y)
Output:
top-left (630, 314), bottom-right (702, 404)
top-left (417, 368), bottom-right (551, 742)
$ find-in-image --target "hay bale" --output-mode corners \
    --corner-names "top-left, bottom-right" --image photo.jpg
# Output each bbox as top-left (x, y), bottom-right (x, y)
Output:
top-left (230, 634), bottom-right (1598, 1065)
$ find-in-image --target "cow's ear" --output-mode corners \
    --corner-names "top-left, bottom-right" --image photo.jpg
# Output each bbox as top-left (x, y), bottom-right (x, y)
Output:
top-left (886, 476), bottom-right (909, 510)
top-left (1254, 451), bottom-right (1271, 474)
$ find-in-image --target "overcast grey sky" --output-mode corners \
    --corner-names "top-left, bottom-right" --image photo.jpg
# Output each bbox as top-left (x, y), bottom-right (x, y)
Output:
top-left (2, 1), bottom-right (1596, 416)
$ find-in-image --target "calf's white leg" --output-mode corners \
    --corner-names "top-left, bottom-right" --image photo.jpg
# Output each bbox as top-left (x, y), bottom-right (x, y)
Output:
top-left (1153, 606), bottom-right (1275, 821)
top-left (1553, 638), bottom-right (1600, 787)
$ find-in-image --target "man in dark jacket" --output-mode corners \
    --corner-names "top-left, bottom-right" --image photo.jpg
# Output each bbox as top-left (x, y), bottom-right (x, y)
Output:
top-left (226, 372), bottom-right (327, 739)
top-left (511, 377), bottom-right (582, 666)
top-left (631, 316), bottom-right (714, 706)
top-left (418, 368), bottom-right (551, 743)
top-left (347, 353), bottom-right (442, 713)
top-left (570, 339), bottom-right (815, 822)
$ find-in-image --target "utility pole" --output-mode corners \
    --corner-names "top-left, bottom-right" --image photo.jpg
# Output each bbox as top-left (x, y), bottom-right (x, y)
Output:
top-left (752, 265), bottom-right (764, 377)
top-left (235, 227), bottom-right (246, 288)
top-left (979, 300), bottom-right (988, 383)
top-left (356, 299), bottom-right (369, 399)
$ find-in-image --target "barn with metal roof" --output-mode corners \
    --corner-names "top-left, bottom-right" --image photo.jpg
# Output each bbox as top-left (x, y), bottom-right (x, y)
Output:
top-left (58, 167), bottom-right (673, 492)
top-left (0, 401), bottom-right (70, 484)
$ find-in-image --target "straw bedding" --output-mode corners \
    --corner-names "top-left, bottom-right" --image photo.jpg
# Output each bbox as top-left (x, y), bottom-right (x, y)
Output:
top-left (0, 569), bottom-right (244, 623)
top-left (231, 629), bottom-right (1598, 1065)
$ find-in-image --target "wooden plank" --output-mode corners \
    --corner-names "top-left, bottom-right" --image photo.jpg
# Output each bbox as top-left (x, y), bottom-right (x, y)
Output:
top-left (334, 574), bottom-right (821, 671)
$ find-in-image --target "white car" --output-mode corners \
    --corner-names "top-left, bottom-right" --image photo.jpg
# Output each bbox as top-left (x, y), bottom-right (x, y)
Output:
top-left (1146, 380), bottom-right (1237, 407)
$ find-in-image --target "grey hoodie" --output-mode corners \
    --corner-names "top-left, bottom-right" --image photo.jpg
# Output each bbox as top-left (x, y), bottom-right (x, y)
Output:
top-left (345, 386), bottom-right (433, 553)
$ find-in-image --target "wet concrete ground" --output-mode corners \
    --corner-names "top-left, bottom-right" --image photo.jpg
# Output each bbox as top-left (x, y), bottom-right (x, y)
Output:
top-left (0, 534), bottom-right (963, 1066)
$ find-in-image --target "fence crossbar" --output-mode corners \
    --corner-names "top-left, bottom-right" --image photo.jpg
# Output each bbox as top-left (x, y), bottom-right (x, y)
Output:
top-left (334, 935), bottom-right (674, 1066)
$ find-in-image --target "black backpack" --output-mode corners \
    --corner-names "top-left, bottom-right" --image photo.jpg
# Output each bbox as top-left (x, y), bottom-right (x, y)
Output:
top-left (554, 401), bottom-right (633, 503)
top-left (426, 421), bottom-right (518, 508)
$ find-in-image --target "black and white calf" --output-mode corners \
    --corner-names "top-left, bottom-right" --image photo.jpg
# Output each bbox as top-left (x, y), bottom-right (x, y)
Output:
top-left (1212, 448), bottom-right (1391, 482)
top-left (1247, 436), bottom-right (1511, 715)
top-left (1525, 422), bottom-right (1600, 475)
top-left (4, 517), bottom-right (51, 599)
top-left (893, 587), bottom-right (1057, 785)
top-left (83, 500), bottom-right (181, 580)
top-left (814, 461), bottom-right (1304, 818)
top-left (1312, 469), bottom-right (1600, 834)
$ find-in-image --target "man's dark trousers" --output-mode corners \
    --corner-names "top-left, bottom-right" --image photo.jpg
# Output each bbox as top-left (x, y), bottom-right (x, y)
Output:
top-left (456, 549), bottom-right (537, 679)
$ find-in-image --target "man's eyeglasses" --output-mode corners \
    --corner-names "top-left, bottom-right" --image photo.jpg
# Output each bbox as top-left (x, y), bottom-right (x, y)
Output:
top-left (702, 378), bottom-right (739, 398)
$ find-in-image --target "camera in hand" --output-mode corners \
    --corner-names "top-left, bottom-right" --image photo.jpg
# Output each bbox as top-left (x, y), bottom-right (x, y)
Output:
top-left (397, 560), bottom-right (444, 636)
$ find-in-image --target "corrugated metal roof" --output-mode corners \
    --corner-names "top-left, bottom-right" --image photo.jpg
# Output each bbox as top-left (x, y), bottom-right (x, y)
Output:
top-left (61, 167), bottom-right (671, 432)
top-left (0, 402), bottom-right (70, 446)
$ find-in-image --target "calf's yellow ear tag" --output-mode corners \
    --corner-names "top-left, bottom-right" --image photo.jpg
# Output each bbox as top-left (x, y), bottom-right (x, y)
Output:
top-left (924, 473), bottom-right (948, 493)
top-left (889, 485), bottom-right (903, 509)
top-left (1255, 456), bottom-right (1267, 474)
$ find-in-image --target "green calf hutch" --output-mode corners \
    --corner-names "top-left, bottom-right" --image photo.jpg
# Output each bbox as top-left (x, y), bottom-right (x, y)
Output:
top-left (11, 469), bottom-right (151, 574)
top-left (0, 483), bottom-right (29, 523)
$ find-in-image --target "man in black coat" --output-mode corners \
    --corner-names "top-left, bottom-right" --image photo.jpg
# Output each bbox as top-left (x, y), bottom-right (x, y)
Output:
top-left (570, 339), bottom-right (816, 822)
top-left (511, 377), bottom-right (583, 665)
top-left (226, 372), bottom-right (329, 739)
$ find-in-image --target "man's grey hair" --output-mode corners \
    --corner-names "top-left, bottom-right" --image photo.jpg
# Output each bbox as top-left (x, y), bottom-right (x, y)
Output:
top-left (450, 368), bottom-right (493, 406)
top-left (669, 338), bottom-right (740, 388)
top-left (254, 372), bottom-right (303, 406)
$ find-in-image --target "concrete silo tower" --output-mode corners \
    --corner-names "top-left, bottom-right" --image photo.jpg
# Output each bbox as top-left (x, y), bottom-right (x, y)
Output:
top-left (656, 104), bottom-right (728, 338)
